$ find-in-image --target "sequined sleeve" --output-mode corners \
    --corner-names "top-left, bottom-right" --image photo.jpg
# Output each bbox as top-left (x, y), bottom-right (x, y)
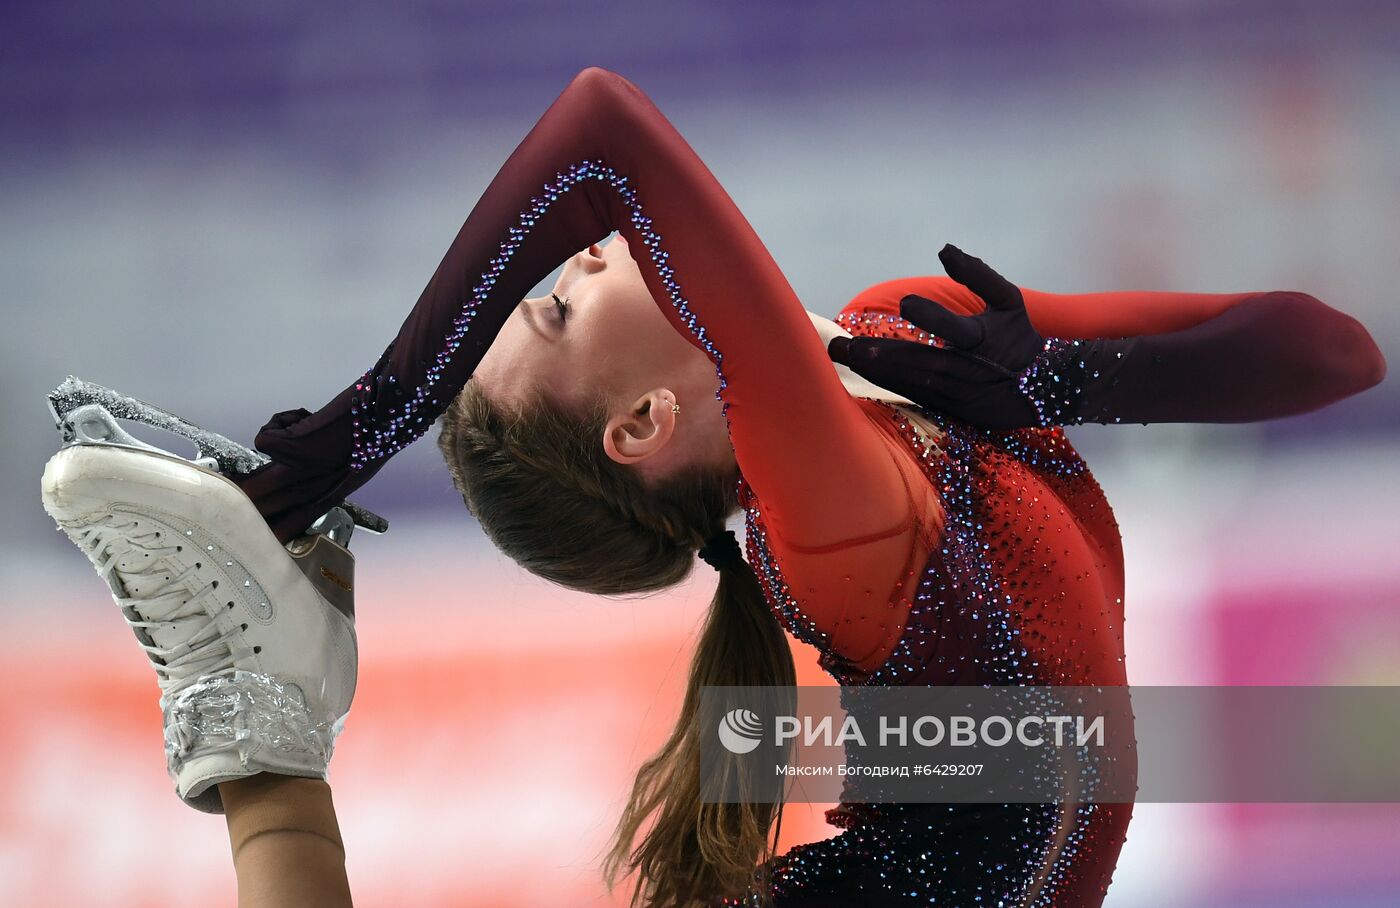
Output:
top-left (842, 276), bottom-right (1386, 425)
top-left (232, 67), bottom-right (914, 588)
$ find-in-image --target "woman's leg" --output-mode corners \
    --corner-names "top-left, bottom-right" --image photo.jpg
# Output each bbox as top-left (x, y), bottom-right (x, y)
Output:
top-left (222, 776), bottom-right (352, 908)
top-left (41, 438), bottom-right (363, 906)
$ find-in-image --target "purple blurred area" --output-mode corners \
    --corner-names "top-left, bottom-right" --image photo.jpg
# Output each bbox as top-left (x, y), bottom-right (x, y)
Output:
top-left (4, 1), bottom-right (1400, 150)
top-left (2, 4), bottom-right (1398, 907)
top-left (2, 1), bottom-right (1398, 123)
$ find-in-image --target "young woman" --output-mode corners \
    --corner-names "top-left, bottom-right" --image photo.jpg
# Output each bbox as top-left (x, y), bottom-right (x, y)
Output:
top-left (44, 66), bottom-right (1384, 908)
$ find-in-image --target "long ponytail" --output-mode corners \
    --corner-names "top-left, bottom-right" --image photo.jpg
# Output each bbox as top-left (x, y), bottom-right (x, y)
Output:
top-left (603, 551), bottom-right (796, 908)
top-left (438, 383), bottom-right (797, 907)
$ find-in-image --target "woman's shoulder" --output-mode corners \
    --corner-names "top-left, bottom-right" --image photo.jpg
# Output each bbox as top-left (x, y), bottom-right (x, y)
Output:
top-left (836, 276), bottom-right (987, 341)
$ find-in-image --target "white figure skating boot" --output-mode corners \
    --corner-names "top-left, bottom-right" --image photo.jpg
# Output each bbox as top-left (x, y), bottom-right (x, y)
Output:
top-left (40, 377), bottom-right (382, 812)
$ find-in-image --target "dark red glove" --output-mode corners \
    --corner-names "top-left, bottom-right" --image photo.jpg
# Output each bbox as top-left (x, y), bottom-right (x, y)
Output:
top-left (827, 245), bottom-right (1055, 429)
top-left (828, 244), bottom-right (1386, 429)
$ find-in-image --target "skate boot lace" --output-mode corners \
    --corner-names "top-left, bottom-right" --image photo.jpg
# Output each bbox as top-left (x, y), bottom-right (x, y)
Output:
top-left (74, 514), bottom-right (242, 694)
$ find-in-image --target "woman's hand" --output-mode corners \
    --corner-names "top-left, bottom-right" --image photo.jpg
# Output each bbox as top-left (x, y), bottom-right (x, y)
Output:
top-left (830, 244), bottom-right (1388, 428)
top-left (826, 245), bottom-right (1048, 429)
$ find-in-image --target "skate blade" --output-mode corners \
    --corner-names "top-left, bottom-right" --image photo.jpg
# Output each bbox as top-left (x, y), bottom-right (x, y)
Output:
top-left (47, 376), bottom-right (388, 536)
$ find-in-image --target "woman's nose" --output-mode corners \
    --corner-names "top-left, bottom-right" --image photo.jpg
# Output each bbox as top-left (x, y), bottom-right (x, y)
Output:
top-left (576, 244), bottom-right (606, 274)
top-left (518, 295), bottom-right (552, 325)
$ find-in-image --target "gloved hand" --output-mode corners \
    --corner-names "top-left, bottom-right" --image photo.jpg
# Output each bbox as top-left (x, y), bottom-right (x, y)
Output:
top-left (826, 244), bottom-right (1383, 428)
top-left (826, 244), bottom-right (1052, 429)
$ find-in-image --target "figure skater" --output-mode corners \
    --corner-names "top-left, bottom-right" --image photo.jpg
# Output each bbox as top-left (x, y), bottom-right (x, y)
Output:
top-left (41, 66), bottom-right (1385, 908)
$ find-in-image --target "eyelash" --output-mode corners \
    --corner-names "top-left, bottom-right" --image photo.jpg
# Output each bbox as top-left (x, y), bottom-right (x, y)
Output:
top-left (551, 292), bottom-right (571, 323)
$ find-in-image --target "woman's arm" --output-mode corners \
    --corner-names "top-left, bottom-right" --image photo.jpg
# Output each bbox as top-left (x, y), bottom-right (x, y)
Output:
top-left (1031, 289), bottom-right (1387, 423)
top-left (849, 272), bottom-right (1280, 337)
top-left (221, 776), bottom-right (352, 908)
top-left (232, 67), bottom-right (909, 553)
top-left (229, 68), bottom-right (918, 669)
top-left (838, 264), bottom-right (1386, 425)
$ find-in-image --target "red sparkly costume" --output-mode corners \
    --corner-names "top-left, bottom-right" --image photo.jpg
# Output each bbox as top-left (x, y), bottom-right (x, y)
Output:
top-left (231, 68), bottom-right (1383, 906)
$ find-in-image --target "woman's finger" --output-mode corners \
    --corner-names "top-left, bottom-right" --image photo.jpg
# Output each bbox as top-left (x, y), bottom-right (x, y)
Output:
top-left (899, 294), bottom-right (984, 348)
top-left (836, 342), bottom-right (961, 409)
top-left (937, 244), bottom-right (1024, 312)
top-left (835, 336), bottom-right (995, 391)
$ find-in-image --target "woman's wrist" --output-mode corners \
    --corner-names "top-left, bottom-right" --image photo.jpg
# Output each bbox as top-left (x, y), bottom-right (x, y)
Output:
top-left (1016, 336), bottom-right (1142, 427)
top-left (1016, 337), bottom-right (1092, 427)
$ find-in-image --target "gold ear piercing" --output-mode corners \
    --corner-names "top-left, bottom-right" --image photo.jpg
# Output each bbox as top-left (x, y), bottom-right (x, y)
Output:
top-left (670, 401), bottom-right (681, 413)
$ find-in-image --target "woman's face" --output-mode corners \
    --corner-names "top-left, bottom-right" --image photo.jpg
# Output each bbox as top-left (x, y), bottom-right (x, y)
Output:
top-left (472, 233), bottom-right (733, 478)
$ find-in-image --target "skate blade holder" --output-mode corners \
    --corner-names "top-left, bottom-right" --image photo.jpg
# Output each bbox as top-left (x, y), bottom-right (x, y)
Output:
top-left (47, 376), bottom-right (388, 538)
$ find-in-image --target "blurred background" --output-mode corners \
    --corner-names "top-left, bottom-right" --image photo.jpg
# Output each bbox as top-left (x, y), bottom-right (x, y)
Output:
top-left (2, 1), bottom-right (1398, 905)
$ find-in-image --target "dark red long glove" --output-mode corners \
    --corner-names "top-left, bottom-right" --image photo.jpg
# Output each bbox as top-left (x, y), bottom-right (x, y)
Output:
top-left (827, 244), bottom-right (1386, 429)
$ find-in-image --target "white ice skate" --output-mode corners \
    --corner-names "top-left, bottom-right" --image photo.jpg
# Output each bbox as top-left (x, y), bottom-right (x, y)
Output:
top-left (40, 377), bottom-right (382, 813)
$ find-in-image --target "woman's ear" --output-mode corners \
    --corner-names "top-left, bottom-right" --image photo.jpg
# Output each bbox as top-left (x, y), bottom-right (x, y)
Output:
top-left (602, 388), bottom-right (678, 465)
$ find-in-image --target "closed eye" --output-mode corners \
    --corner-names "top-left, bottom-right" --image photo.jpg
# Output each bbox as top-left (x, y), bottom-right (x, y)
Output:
top-left (551, 292), bottom-right (571, 323)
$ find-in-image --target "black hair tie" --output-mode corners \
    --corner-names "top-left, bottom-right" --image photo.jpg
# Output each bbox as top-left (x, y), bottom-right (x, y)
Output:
top-left (697, 528), bottom-right (744, 572)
